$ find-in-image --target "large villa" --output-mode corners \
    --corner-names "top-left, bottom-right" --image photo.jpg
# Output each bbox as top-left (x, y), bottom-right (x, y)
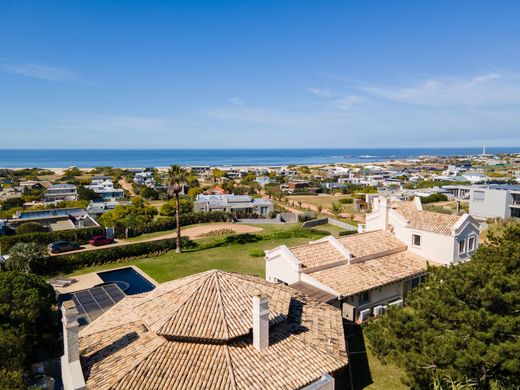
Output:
top-left (61, 270), bottom-right (348, 390)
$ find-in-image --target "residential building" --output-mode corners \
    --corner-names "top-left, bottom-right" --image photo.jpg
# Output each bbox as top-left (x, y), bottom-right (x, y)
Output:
top-left (18, 180), bottom-right (51, 192)
top-left (86, 199), bottom-right (131, 216)
top-left (90, 175), bottom-right (112, 185)
top-left (133, 171), bottom-right (154, 186)
top-left (60, 270), bottom-right (348, 390)
top-left (0, 186), bottom-right (23, 201)
top-left (467, 184), bottom-right (520, 220)
top-left (254, 176), bottom-right (272, 188)
top-left (365, 197), bottom-right (479, 265)
top-left (194, 194), bottom-right (273, 216)
top-left (266, 197), bottom-right (479, 322)
top-left (266, 230), bottom-right (433, 323)
top-left (86, 179), bottom-right (125, 201)
top-left (10, 208), bottom-right (99, 231)
top-left (44, 184), bottom-right (78, 203)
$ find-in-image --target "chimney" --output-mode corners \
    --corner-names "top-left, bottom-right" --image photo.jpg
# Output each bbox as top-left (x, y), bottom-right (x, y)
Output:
top-left (252, 295), bottom-right (269, 352)
top-left (61, 300), bottom-right (86, 390)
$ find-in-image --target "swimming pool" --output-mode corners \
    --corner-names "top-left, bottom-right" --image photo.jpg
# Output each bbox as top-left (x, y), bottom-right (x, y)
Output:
top-left (97, 267), bottom-right (156, 295)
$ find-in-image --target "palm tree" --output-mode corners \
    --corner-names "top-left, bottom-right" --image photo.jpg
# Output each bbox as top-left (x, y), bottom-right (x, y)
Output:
top-left (167, 165), bottom-right (189, 253)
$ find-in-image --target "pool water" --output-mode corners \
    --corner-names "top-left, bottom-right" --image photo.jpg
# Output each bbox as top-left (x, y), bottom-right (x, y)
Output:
top-left (97, 267), bottom-right (155, 295)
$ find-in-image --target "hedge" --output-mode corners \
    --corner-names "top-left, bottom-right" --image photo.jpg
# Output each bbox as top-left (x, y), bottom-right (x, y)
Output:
top-left (1, 227), bottom-right (104, 252)
top-left (338, 230), bottom-right (358, 236)
top-left (116, 211), bottom-right (233, 238)
top-left (52, 236), bottom-right (195, 273)
top-left (338, 197), bottom-right (354, 204)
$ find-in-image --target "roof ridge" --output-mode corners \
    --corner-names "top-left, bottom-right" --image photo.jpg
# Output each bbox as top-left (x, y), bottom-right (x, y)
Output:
top-left (215, 272), bottom-right (231, 341)
top-left (223, 344), bottom-right (238, 390)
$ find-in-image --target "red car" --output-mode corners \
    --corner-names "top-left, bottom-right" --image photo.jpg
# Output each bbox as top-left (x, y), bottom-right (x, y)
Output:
top-left (89, 235), bottom-right (115, 246)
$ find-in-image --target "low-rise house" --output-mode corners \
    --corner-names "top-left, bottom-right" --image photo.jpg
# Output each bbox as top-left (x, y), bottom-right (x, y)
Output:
top-left (90, 175), bottom-right (112, 185)
top-left (86, 200), bottom-right (131, 216)
top-left (18, 180), bottom-right (51, 192)
top-left (86, 179), bottom-right (125, 201)
top-left (10, 208), bottom-right (99, 231)
top-left (266, 197), bottom-right (479, 322)
top-left (0, 186), bottom-right (23, 201)
top-left (466, 184), bottom-right (520, 220)
top-left (194, 194), bottom-right (273, 216)
top-left (266, 230), bottom-right (434, 322)
top-left (462, 172), bottom-right (489, 184)
top-left (60, 270), bottom-right (348, 390)
top-left (133, 171), bottom-right (154, 186)
top-left (44, 184), bottom-right (78, 204)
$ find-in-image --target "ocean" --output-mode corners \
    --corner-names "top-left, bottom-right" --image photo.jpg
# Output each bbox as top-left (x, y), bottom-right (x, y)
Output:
top-left (0, 148), bottom-right (519, 168)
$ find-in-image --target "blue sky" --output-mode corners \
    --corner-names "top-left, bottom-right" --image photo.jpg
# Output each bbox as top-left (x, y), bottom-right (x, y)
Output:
top-left (1, 0), bottom-right (520, 149)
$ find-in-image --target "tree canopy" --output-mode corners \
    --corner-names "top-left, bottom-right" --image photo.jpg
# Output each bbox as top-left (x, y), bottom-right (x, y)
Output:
top-left (0, 272), bottom-right (56, 389)
top-left (364, 224), bottom-right (520, 389)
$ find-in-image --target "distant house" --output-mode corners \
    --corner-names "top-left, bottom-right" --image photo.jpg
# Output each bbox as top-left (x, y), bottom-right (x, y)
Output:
top-left (462, 172), bottom-right (489, 184)
top-left (86, 200), bottom-right (131, 216)
top-left (44, 184), bottom-right (78, 204)
top-left (0, 186), bottom-right (23, 201)
top-left (466, 184), bottom-right (520, 220)
top-left (133, 171), bottom-right (154, 186)
top-left (18, 180), bottom-right (51, 192)
top-left (10, 208), bottom-right (99, 231)
top-left (194, 194), bottom-right (273, 216)
top-left (254, 176), bottom-right (272, 188)
top-left (90, 175), bottom-right (112, 185)
top-left (86, 179), bottom-right (125, 201)
top-left (60, 270), bottom-right (348, 390)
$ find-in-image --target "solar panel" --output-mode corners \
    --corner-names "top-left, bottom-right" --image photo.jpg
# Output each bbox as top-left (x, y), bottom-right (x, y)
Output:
top-left (68, 283), bottom-right (126, 326)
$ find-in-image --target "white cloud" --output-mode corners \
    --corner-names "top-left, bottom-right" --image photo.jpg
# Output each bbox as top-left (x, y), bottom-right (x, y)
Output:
top-left (228, 97), bottom-right (244, 105)
top-left (307, 87), bottom-right (331, 97)
top-left (359, 72), bottom-right (520, 106)
top-left (2, 62), bottom-right (78, 81)
top-left (330, 95), bottom-right (364, 110)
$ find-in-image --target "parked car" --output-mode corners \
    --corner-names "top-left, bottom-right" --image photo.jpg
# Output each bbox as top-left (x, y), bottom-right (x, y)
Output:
top-left (89, 235), bottom-right (115, 246)
top-left (48, 240), bottom-right (81, 254)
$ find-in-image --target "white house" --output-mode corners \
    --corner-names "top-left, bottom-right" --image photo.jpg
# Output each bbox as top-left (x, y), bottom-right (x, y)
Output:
top-left (194, 194), bottom-right (273, 216)
top-left (467, 184), bottom-right (520, 220)
top-left (365, 197), bottom-right (480, 265)
top-left (266, 197), bottom-right (480, 322)
top-left (86, 179), bottom-right (124, 201)
top-left (44, 184), bottom-right (78, 204)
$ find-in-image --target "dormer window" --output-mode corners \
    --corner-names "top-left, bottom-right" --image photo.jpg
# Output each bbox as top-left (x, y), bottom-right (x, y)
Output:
top-left (468, 235), bottom-right (476, 252)
top-left (458, 239), bottom-right (466, 255)
top-left (412, 234), bottom-right (421, 247)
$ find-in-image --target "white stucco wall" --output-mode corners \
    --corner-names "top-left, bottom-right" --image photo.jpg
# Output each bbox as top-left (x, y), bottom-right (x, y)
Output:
top-left (265, 251), bottom-right (300, 285)
top-left (469, 188), bottom-right (510, 219)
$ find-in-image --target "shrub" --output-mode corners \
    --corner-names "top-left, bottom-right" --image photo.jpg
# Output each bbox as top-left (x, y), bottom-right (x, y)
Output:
top-left (420, 193), bottom-right (448, 204)
top-left (198, 228), bottom-right (235, 238)
top-left (338, 197), bottom-right (354, 204)
top-left (5, 243), bottom-right (49, 274)
top-left (249, 249), bottom-right (265, 257)
top-left (15, 222), bottom-right (47, 235)
top-left (0, 226), bottom-right (104, 252)
top-left (338, 230), bottom-right (357, 236)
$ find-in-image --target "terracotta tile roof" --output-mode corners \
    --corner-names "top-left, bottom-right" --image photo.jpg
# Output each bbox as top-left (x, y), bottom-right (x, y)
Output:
top-left (391, 201), bottom-right (460, 235)
top-left (337, 230), bottom-right (405, 258)
top-left (290, 241), bottom-right (346, 269)
top-left (78, 270), bottom-right (348, 390)
top-left (310, 250), bottom-right (434, 297)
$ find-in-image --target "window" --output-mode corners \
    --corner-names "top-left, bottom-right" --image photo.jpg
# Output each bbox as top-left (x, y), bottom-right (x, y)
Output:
top-left (458, 239), bottom-right (466, 254)
top-left (473, 190), bottom-right (485, 201)
top-left (358, 291), bottom-right (370, 305)
top-left (412, 234), bottom-right (421, 247)
top-left (468, 236), bottom-right (476, 251)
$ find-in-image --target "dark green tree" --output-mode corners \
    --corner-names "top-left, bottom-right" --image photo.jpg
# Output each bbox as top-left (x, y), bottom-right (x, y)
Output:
top-left (6, 242), bottom-right (49, 274)
top-left (364, 224), bottom-right (520, 389)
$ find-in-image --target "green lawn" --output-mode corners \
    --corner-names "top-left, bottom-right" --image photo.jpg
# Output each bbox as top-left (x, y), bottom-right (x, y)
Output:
top-left (63, 235), bottom-right (314, 283)
top-left (346, 323), bottom-right (408, 390)
top-left (313, 223), bottom-right (348, 237)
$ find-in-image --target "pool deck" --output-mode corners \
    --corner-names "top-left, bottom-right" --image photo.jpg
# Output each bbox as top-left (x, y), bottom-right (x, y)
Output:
top-left (52, 265), bottom-right (158, 294)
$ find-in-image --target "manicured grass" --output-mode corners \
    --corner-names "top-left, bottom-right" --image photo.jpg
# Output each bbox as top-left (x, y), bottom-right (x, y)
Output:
top-left (346, 323), bottom-right (408, 390)
top-left (63, 234), bottom-right (315, 283)
top-left (314, 223), bottom-right (348, 237)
